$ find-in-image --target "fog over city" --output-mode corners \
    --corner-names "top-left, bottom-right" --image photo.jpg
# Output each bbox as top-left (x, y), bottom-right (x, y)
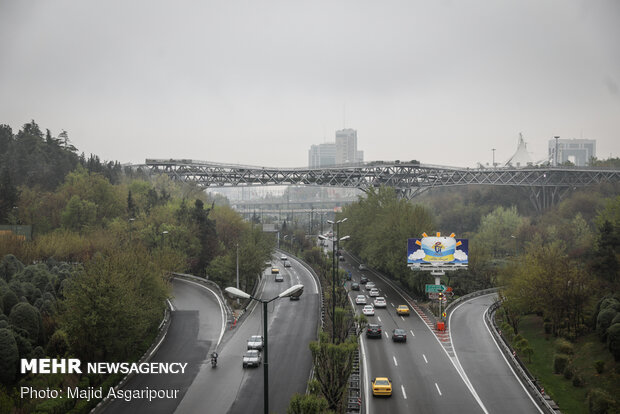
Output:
top-left (1, 0), bottom-right (619, 168)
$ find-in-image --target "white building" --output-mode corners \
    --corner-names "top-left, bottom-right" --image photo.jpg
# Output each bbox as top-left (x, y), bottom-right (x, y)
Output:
top-left (335, 128), bottom-right (363, 165)
top-left (548, 138), bottom-right (596, 166)
top-left (308, 143), bottom-right (336, 168)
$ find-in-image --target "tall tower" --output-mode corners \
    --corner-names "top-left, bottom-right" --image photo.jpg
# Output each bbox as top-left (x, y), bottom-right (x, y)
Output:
top-left (335, 128), bottom-right (363, 164)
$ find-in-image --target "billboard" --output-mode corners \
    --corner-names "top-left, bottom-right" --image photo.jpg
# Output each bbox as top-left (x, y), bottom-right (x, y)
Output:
top-left (407, 233), bottom-right (468, 267)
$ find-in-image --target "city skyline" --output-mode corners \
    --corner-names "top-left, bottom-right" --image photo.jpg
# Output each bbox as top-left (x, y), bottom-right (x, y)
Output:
top-left (1, 1), bottom-right (619, 169)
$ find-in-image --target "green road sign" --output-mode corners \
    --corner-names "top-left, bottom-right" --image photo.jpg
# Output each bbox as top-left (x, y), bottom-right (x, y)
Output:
top-left (425, 284), bottom-right (446, 293)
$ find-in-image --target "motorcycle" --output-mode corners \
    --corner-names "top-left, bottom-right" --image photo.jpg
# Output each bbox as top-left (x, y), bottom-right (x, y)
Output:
top-left (211, 352), bottom-right (218, 368)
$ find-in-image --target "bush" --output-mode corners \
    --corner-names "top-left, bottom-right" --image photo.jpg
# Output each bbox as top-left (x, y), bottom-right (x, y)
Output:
top-left (594, 360), bottom-right (605, 374)
top-left (596, 308), bottom-right (617, 340)
top-left (555, 338), bottom-right (574, 355)
top-left (606, 323), bottom-right (620, 361)
top-left (572, 373), bottom-right (584, 387)
top-left (563, 364), bottom-right (574, 380)
top-left (587, 388), bottom-right (616, 414)
top-left (543, 322), bottom-right (553, 334)
top-left (8, 302), bottom-right (40, 342)
top-left (553, 354), bottom-right (570, 374)
top-left (0, 328), bottom-right (18, 384)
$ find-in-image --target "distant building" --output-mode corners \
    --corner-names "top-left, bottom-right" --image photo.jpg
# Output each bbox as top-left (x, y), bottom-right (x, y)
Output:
top-left (309, 128), bottom-right (364, 167)
top-left (548, 138), bottom-right (596, 166)
top-left (309, 143), bottom-right (336, 168)
top-left (335, 128), bottom-right (363, 164)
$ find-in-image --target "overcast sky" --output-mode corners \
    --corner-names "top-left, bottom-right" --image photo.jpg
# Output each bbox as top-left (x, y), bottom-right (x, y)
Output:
top-left (1, 0), bottom-right (619, 168)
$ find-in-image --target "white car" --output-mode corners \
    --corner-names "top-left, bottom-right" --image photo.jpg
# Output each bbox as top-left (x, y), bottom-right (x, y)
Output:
top-left (374, 297), bottom-right (387, 308)
top-left (365, 282), bottom-right (376, 291)
top-left (242, 350), bottom-right (262, 368)
top-left (358, 264), bottom-right (367, 271)
top-left (362, 305), bottom-right (375, 316)
top-left (280, 255), bottom-right (287, 261)
top-left (369, 288), bottom-right (380, 297)
top-left (355, 295), bottom-right (367, 305)
top-left (247, 335), bottom-right (264, 350)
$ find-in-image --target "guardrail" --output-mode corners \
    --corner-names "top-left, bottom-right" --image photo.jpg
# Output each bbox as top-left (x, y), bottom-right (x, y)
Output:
top-left (485, 299), bottom-right (561, 413)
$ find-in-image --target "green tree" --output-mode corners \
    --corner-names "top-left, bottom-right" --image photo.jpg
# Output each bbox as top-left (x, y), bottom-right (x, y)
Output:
top-left (61, 195), bottom-right (97, 231)
top-left (8, 302), bottom-right (40, 342)
top-left (287, 393), bottom-right (331, 414)
top-left (309, 333), bottom-right (358, 412)
top-left (474, 206), bottom-right (523, 258)
top-left (0, 328), bottom-right (18, 384)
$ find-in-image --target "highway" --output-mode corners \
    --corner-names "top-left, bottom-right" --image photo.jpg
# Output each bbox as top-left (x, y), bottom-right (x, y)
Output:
top-left (450, 294), bottom-right (542, 414)
top-left (104, 254), bottom-right (319, 414)
top-left (340, 254), bottom-right (485, 414)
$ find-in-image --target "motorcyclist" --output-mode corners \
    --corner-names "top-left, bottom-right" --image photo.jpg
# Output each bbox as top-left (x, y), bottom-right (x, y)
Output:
top-left (211, 352), bottom-right (218, 367)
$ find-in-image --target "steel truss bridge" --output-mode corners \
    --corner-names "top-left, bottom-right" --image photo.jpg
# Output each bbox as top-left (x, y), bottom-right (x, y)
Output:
top-left (145, 159), bottom-right (620, 211)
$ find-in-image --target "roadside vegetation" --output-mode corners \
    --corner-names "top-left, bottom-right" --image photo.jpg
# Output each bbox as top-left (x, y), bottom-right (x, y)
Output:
top-left (0, 121), bottom-right (272, 412)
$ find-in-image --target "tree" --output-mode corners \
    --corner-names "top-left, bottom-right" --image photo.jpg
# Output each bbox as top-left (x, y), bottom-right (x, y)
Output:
top-left (287, 393), bottom-right (331, 414)
top-left (0, 167), bottom-right (19, 223)
top-left (309, 333), bottom-right (358, 412)
top-left (61, 195), bottom-right (97, 231)
top-left (0, 328), bottom-right (18, 384)
top-left (8, 303), bottom-right (40, 343)
top-left (474, 206), bottom-right (523, 258)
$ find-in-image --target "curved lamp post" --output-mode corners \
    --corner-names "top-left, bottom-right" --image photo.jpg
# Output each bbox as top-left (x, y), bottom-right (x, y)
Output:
top-left (225, 284), bottom-right (304, 414)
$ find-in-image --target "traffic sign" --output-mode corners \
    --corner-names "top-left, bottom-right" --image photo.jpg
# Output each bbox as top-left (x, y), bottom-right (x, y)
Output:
top-left (428, 292), bottom-right (439, 299)
top-left (425, 284), bottom-right (446, 293)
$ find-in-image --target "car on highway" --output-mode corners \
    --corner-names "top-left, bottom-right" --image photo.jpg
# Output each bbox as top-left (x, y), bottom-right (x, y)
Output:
top-left (358, 263), bottom-right (367, 271)
top-left (280, 255), bottom-right (287, 261)
top-left (355, 295), bottom-right (367, 305)
top-left (275, 274), bottom-right (284, 282)
top-left (392, 329), bottom-right (407, 342)
top-left (371, 377), bottom-right (392, 397)
top-left (284, 261), bottom-right (291, 268)
top-left (360, 276), bottom-right (369, 284)
top-left (374, 297), bottom-right (386, 308)
top-left (366, 323), bottom-right (382, 338)
top-left (362, 305), bottom-right (375, 316)
top-left (247, 335), bottom-right (264, 350)
top-left (351, 282), bottom-right (360, 291)
top-left (365, 282), bottom-right (376, 291)
top-left (271, 267), bottom-right (280, 274)
top-left (242, 350), bottom-right (262, 368)
top-left (396, 305), bottom-right (410, 316)
top-left (369, 288), bottom-right (380, 297)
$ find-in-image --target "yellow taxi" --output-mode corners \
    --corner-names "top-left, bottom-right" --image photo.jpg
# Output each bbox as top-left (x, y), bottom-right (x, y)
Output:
top-left (371, 377), bottom-right (392, 397)
top-left (271, 267), bottom-right (280, 275)
top-left (396, 305), bottom-right (410, 316)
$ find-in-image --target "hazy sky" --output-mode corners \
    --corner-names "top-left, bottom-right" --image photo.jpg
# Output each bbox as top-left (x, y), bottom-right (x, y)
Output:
top-left (1, 0), bottom-right (619, 168)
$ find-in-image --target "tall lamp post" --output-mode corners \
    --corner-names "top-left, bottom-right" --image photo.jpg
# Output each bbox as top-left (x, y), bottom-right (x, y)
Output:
top-left (319, 217), bottom-right (349, 342)
top-left (225, 284), bottom-right (304, 414)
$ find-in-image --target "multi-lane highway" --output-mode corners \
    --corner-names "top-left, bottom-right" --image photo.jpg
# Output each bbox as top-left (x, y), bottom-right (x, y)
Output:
top-left (103, 254), bottom-right (319, 414)
top-left (341, 249), bottom-right (543, 414)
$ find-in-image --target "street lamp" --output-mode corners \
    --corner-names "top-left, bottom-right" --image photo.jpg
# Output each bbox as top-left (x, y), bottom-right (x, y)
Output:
top-left (161, 230), bottom-right (169, 248)
top-left (225, 284), bottom-right (304, 414)
top-left (320, 217), bottom-right (349, 342)
top-left (492, 148), bottom-right (496, 168)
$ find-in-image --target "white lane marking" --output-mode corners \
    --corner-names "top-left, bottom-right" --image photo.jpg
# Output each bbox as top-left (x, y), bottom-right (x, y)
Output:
top-left (175, 278), bottom-right (226, 348)
top-left (435, 383), bottom-right (442, 396)
top-left (378, 316), bottom-right (382, 322)
top-left (423, 354), bottom-right (428, 363)
top-left (393, 356), bottom-right (398, 366)
top-left (384, 331), bottom-right (389, 339)
top-left (391, 303), bottom-right (395, 307)
top-left (360, 329), bottom-right (370, 414)
top-left (410, 330), bottom-right (415, 337)
top-left (480, 298), bottom-right (545, 413)
top-left (166, 299), bottom-right (175, 311)
top-left (401, 385), bottom-right (407, 399)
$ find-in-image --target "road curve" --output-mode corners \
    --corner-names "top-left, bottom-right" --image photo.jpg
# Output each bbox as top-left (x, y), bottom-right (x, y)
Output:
top-left (450, 294), bottom-right (543, 414)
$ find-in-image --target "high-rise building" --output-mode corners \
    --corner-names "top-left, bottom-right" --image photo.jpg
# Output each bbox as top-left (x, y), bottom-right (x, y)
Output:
top-left (335, 128), bottom-right (363, 164)
top-left (548, 138), bottom-right (596, 166)
top-left (308, 143), bottom-right (336, 168)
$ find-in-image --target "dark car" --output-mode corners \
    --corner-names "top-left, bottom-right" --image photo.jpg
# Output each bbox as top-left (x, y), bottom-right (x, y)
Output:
top-left (360, 276), bottom-right (369, 285)
top-left (366, 324), bottom-right (382, 338)
top-left (392, 329), bottom-right (407, 342)
top-left (351, 282), bottom-right (360, 291)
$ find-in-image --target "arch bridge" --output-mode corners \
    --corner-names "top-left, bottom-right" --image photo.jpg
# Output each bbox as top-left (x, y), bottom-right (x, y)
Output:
top-left (145, 159), bottom-right (620, 211)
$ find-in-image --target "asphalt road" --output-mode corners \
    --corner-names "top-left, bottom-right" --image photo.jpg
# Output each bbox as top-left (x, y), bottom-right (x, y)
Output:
top-left (102, 278), bottom-right (222, 414)
top-left (341, 254), bottom-right (485, 414)
top-left (450, 293), bottom-right (542, 414)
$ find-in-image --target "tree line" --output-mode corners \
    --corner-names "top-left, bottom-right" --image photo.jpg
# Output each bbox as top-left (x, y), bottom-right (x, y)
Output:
top-left (0, 120), bottom-right (273, 413)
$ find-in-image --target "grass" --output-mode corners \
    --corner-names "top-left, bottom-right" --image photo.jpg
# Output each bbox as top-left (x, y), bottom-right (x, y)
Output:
top-left (499, 314), bottom-right (620, 414)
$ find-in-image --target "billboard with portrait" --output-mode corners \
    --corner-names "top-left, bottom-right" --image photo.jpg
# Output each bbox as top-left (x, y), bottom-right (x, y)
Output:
top-left (407, 235), bottom-right (468, 267)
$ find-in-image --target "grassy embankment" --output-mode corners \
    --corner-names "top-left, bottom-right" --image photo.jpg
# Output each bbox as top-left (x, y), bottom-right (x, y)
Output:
top-left (514, 315), bottom-right (618, 414)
